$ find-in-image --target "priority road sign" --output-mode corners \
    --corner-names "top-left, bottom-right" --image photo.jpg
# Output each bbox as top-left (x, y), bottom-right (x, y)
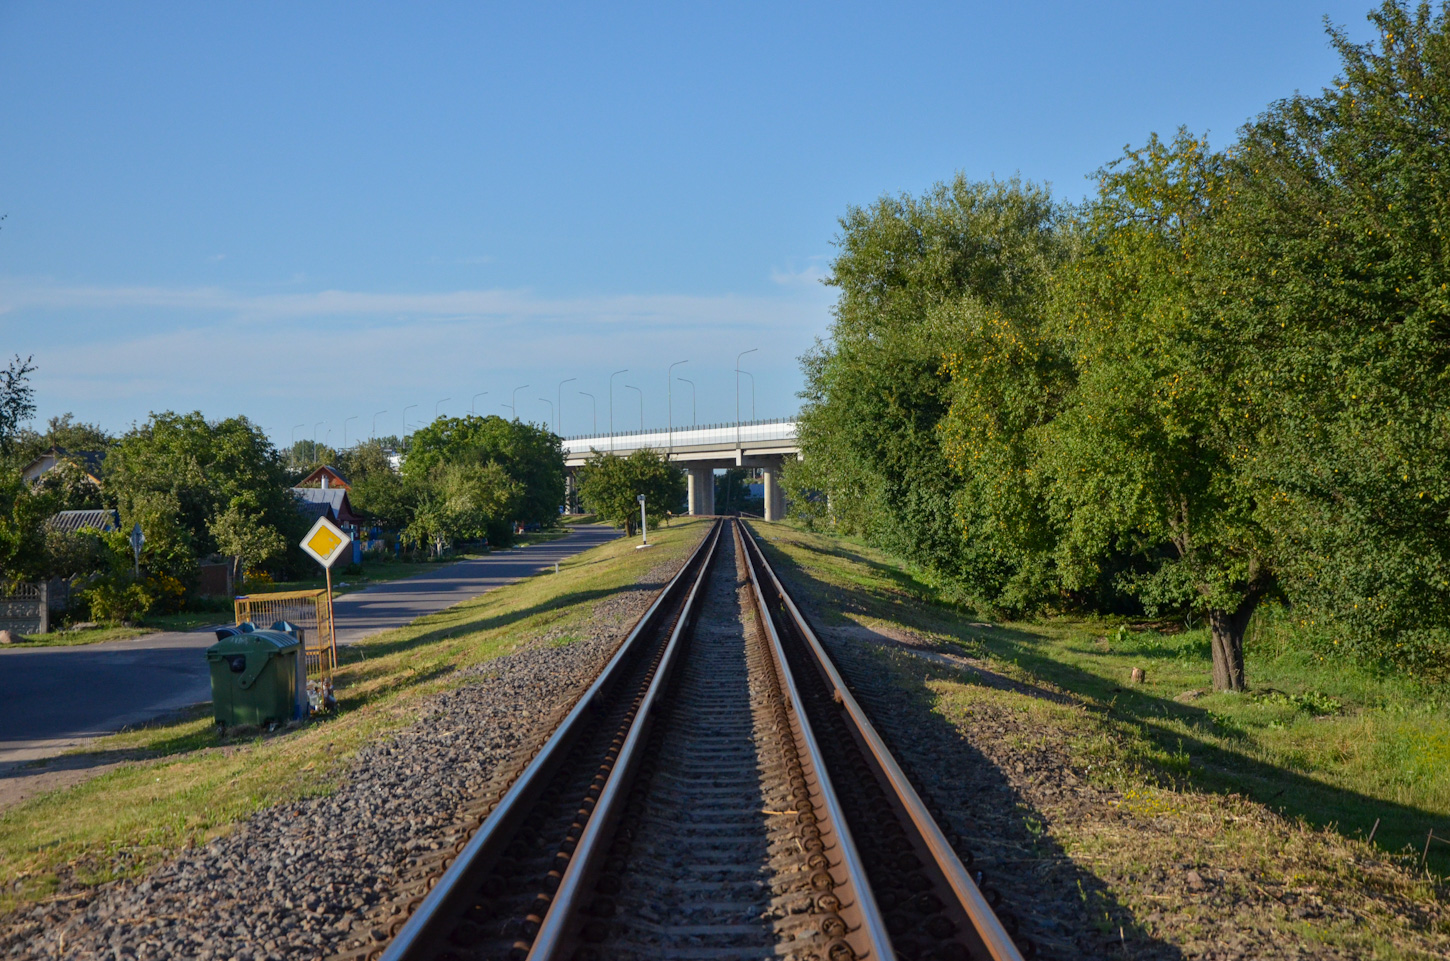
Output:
top-left (301, 515), bottom-right (352, 569)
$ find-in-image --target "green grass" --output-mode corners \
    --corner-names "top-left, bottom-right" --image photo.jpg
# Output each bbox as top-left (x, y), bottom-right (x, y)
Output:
top-left (0, 517), bottom-right (710, 913)
top-left (748, 520), bottom-right (1450, 956)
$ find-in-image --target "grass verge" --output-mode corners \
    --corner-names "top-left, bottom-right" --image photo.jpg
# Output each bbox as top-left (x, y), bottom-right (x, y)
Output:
top-left (749, 520), bottom-right (1450, 958)
top-left (0, 517), bottom-right (709, 915)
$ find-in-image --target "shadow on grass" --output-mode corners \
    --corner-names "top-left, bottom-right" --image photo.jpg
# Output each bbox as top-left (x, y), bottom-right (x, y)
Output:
top-left (757, 538), bottom-right (1182, 957)
top-left (762, 531), bottom-right (1450, 878)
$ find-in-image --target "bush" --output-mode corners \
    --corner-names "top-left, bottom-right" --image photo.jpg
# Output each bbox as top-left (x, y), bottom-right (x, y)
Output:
top-left (85, 575), bottom-right (155, 623)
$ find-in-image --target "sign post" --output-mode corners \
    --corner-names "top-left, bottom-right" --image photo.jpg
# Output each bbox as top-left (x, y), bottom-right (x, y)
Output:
top-left (637, 494), bottom-right (649, 549)
top-left (129, 523), bottom-right (144, 577)
top-left (299, 515), bottom-right (353, 691)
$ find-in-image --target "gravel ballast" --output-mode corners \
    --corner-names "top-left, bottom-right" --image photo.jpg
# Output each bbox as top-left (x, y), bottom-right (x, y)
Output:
top-left (2, 554), bottom-right (691, 961)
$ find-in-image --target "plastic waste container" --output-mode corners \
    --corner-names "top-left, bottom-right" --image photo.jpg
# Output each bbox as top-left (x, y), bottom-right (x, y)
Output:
top-left (206, 621), bottom-right (305, 727)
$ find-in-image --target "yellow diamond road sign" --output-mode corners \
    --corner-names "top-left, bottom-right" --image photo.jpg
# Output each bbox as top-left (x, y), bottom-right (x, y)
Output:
top-left (301, 516), bottom-right (352, 569)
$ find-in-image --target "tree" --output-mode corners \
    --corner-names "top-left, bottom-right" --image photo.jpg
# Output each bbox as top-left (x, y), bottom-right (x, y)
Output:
top-left (800, 176), bottom-right (1070, 610)
top-left (1205, 0), bottom-right (1450, 675)
top-left (577, 449), bottom-right (685, 535)
top-left (0, 355), bottom-right (36, 459)
top-left (404, 414), bottom-right (565, 532)
top-left (0, 470), bottom-right (53, 584)
top-left (209, 499), bottom-right (289, 582)
top-left (105, 412), bottom-right (305, 582)
top-left (1035, 130), bottom-right (1277, 691)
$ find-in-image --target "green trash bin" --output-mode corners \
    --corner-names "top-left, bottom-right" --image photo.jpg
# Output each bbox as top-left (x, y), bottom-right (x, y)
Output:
top-left (206, 622), bottom-right (303, 727)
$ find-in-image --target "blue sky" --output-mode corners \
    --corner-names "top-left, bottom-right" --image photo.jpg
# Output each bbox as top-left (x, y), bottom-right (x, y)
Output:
top-left (0, 1), bottom-right (1377, 445)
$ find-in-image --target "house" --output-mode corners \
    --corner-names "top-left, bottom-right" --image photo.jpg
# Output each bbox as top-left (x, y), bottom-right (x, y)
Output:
top-left (45, 509), bottom-right (121, 534)
top-left (22, 447), bottom-right (106, 486)
top-left (291, 487), bottom-right (365, 528)
top-left (296, 465), bottom-right (351, 491)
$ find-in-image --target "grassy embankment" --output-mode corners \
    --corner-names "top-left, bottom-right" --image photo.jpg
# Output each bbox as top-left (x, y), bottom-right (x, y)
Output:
top-left (0, 517), bottom-right (703, 914)
top-left (750, 520), bottom-right (1450, 957)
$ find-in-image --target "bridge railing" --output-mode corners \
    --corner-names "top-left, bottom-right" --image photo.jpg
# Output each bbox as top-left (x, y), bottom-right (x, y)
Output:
top-left (561, 417), bottom-right (797, 456)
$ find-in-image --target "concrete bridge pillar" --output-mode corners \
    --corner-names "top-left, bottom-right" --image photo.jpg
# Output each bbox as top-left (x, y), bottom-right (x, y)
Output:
top-left (763, 466), bottom-right (785, 521)
top-left (687, 467), bottom-right (715, 516)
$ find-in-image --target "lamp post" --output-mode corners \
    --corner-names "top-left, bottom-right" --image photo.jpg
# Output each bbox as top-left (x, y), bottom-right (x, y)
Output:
top-left (343, 415), bottom-right (358, 448)
top-left (676, 378), bottom-right (695, 427)
top-left (735, 347), bottom-right (757, 449)
top-left (371, 410), bottom-right (388, 439)
top-left (609, 369), bottom-right (628, 452)
top-left (738, 370), bottom-right (755, 420)
top-left (435, 398), bottom-right (451, 420)
top-left (402, 405), bottom-right (417, 438)
top-left (291, 424), bottom-right (306, 466)
top-left (556, 377), bottom-right (576, 434)
top-left (624, 384), bottom-right (643, 432)
top-left (667, 359), bottom-right (687, 455)
top-left (471, 392), bottom-right (488, 414)
top-left (314, 421), bottom-right (325, 446)
top-left (538, 397), bottom-right (553, 429)
top-left (508, 385), bottom-right (529, 420)
top-left (578, 392), bottom-right (597, 434)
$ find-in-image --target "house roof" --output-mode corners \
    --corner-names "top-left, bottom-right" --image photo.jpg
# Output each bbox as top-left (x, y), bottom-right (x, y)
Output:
top-left (292, 487), bottom-right (362, 524)
top-left (22, 447), bottom-right (107, 485)
top-left (297, 465), bottom-right (351, 490)
top-left (46, 509), bottom-right (121, 534)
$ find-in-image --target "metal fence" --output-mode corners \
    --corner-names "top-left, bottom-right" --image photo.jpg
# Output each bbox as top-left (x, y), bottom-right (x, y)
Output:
top-left (234, 589), bottom-right (336, 682)
top-left (0, 582), bottom-right (48, 636)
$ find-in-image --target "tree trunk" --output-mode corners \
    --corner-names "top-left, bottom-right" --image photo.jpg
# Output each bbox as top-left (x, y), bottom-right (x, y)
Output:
top-left (1207, 595), bottom-right (1260, 692)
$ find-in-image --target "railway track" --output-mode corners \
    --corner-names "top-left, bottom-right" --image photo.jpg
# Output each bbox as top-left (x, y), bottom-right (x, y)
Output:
top-left (367, 518), bottom-right (1029, 961)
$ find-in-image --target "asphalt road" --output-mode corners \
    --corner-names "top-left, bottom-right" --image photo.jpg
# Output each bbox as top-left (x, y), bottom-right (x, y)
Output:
top-left (0, 524), bottom-right (620, 768)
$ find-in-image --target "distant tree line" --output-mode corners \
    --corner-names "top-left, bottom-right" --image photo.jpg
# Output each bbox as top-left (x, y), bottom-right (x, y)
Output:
top-left (787, 1), bottom-right (1450, 690)
top-left (0, 369), bottom-right (567, 623)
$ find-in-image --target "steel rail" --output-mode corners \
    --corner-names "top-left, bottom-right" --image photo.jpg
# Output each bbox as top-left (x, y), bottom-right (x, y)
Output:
top-left (523, 518), bottom-right (724, 959)
top-left (740, 523), bottom-right (1026, 961)
top-left (735, 520), bottom-right (898, 961)
top-left (379, 519), bottom-right (722, 961)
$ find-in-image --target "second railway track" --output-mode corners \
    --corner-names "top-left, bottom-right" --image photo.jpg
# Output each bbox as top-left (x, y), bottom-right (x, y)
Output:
top-left (371, 518), bottom-right (1030, 961)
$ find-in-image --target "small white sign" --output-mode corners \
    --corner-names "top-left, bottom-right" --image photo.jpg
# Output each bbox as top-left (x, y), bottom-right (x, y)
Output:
top-left (300, 515), bottom-right (353, 569)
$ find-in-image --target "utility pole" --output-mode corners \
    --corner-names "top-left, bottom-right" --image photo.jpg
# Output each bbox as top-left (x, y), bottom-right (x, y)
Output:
top-left (677, 378), bottom-right (695, 427)
top-left (609, 369), bottom-right (628, 452)
top-left (556, 378), bottom-right (576, 434)
top-left (625, 384), bottom-right (643, 432)
top-left (578, 392), bottom-right (597, 434)
top-left (736, 348), bottom-right (757, 451)
top-left (668, 359), bottom-right (687, 455)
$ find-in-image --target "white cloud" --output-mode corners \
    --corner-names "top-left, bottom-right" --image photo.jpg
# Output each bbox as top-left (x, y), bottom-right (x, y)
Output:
top-left (769, 256), bottom-right (830, 288)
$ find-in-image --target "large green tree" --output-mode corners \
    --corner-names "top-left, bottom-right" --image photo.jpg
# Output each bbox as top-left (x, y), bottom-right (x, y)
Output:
top-left (104, 412), bottom-right (305, 581)
top-left (577, 448), bottom-right (685, 535)
top-left (1208, 0), bottom-right (1450, 675)
top-left (403, 414), bottom-right (565, 530)
top-left (799, 176), bottom-right (1069, 610)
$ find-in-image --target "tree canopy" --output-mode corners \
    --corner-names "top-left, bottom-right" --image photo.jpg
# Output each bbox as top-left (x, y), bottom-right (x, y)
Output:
top-left (577, 448), bottom-right (685, 535)
top-left (797, 1), bottom-right (1450, 690)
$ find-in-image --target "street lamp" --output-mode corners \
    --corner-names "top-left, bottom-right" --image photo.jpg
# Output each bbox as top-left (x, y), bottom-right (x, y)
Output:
top-left (538, 398), bottom-right (553, 428)
top-left (624, 384), bottom-right (643, 432)
top-left (402, 405), bottom-right (417, 437)
top-left (472, 391), bottom-right (488, 414)
top-left (556, 377), bottom-right (576, 434)
top-left (507, 385), bottom-right (529, 420)
top-left (578, 392), bottom-right (597, 434)
top-left (291, 424), bottom-right (306, 466)
top-left (435, 398), bottom-right (451, 419)
top-left (371, 410), bottom-right (388, 439)
top-left (343, 415), bottom-right (358, 448)
top-left (676, 378), bottom-right (696, 428)
top-left (736, 347), bottom-right (758, 449)
top-left (609, 369), bottom-right (628, 452)
top-left (738, 370), bottom-right (755, 420)
top-left (667, 359), bottom-right (688, 454)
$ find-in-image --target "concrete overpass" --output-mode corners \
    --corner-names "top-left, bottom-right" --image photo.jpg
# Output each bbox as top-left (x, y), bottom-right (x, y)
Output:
top-left (562, 418), bottom-right (799, 519)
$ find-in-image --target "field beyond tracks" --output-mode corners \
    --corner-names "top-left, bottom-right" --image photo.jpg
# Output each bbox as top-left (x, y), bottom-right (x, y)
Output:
top-left (749, 520), bottom-right (1450, 960)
